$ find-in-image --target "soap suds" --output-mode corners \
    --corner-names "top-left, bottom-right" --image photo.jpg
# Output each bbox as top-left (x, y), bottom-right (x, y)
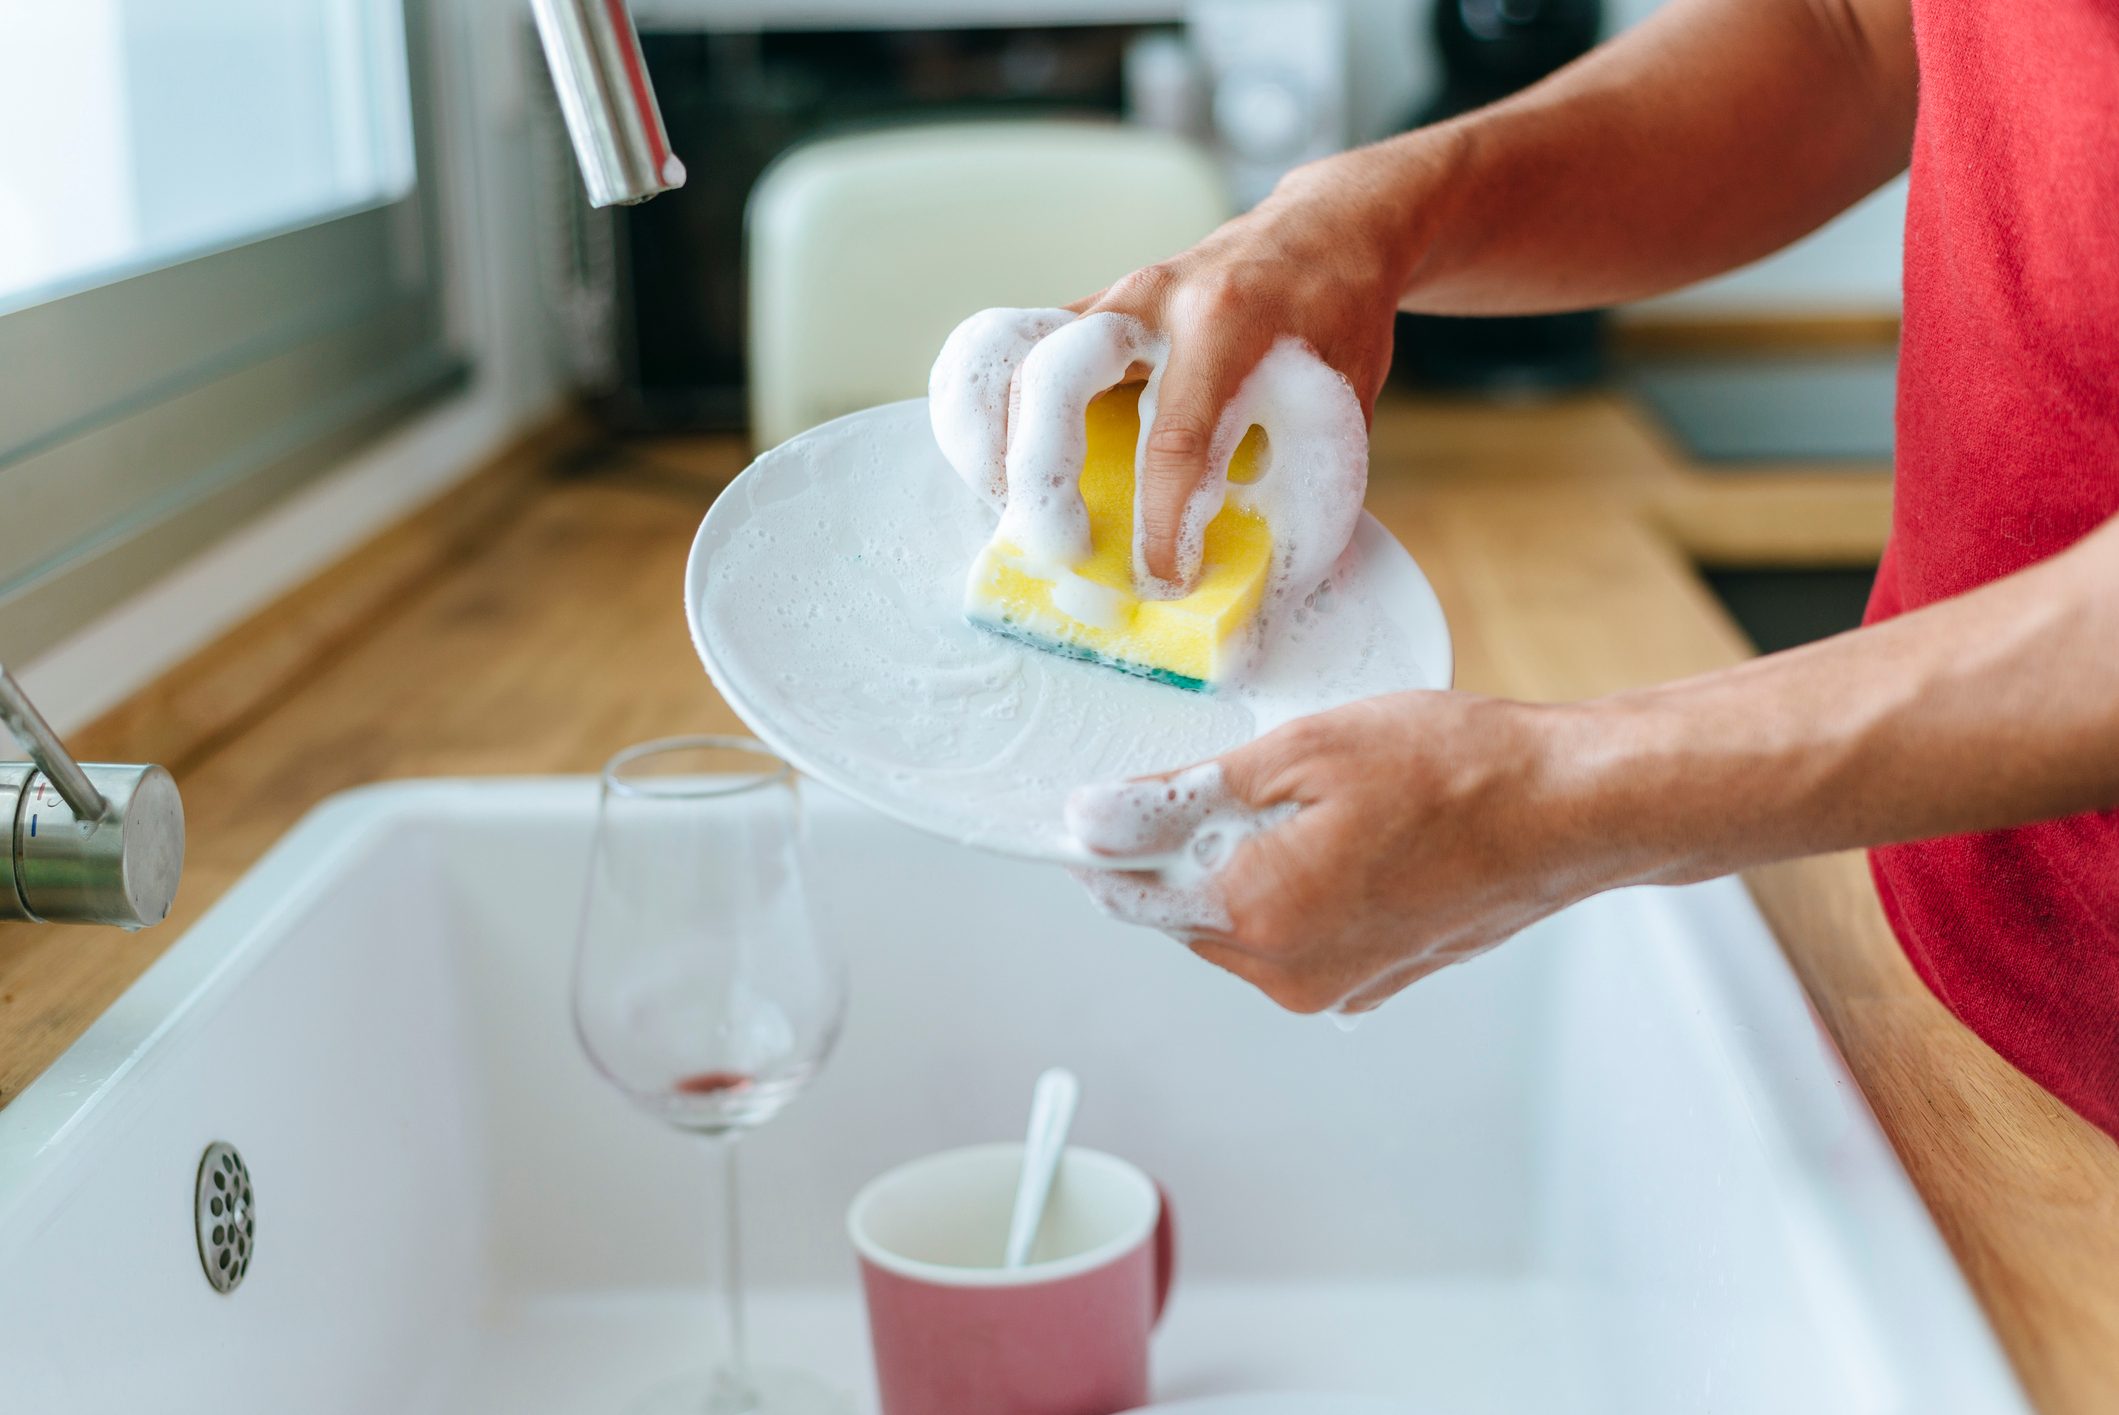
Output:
top-left (997, 311), bottom-right (1165, 567)
top-left (1062, 761), bottom-right (1302, 934)
top-left (1198, 340), bottom-right (1369, 614)
top-left (1049, 571), bottom-right (1129, 631)
top-left (1068, 763), bottom-right (1383, 1026)
top-left (928, 306), bottom-right (1076, 510)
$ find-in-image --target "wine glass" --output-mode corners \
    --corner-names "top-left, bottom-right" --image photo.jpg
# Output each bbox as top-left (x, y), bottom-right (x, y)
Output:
top-left (573, 736), bottom-right (849, 1415)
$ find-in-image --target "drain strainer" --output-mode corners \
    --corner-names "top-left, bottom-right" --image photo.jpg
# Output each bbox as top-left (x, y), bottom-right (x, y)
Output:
top-left (195, 1142), bottom-right (255, 1293)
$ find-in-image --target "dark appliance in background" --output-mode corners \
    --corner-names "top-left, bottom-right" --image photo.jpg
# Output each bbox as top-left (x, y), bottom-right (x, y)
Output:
top-left (1393, 0), bottom-right (1605, 392)
top-left (543, 26), bottom-right (1153, 432)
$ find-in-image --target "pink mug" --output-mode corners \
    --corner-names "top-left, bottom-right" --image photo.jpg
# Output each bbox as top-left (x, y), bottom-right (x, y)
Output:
top-left (848, 1142), bottom-right (1176, 1415)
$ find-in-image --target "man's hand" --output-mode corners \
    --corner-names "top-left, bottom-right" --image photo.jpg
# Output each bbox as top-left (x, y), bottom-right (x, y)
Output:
top-left (1061, 161), bottom-right (1419, 585)
top-left (1068, 692), bottom-right (1633, 1013)
top-left (1017, 0), bottom-right (1916, 589)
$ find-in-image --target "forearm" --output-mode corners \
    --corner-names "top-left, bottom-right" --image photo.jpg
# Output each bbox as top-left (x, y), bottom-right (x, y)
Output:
top-left (1563, 517), bottom-right (2119, 887)
top-left (1291, 0), bottom-right (1916, 314)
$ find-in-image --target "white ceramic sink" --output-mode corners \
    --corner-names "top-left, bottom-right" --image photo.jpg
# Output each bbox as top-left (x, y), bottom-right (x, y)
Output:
top-left (0, 780), bottom-right (2026, 1413)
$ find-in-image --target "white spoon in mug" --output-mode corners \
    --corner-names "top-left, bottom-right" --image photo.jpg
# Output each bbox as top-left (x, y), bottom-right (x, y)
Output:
top-left (1004, 1067), bottom-right (1081, 1269)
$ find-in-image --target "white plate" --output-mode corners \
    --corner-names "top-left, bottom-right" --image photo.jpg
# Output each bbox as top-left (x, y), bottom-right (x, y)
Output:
top-left (686, 399), bottom-right (1451, 863)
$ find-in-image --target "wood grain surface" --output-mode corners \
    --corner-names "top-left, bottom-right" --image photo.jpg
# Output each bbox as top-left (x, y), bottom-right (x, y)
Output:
top-left (2, 387), bottom-right (2113, 1411)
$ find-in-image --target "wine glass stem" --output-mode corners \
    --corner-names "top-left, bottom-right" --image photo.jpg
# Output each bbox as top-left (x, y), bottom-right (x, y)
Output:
top-left (710, 1133), bottom-right (754, 1409)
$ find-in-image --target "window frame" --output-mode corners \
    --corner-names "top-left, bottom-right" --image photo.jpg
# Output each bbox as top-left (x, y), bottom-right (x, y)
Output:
top-left (0, 0), bottom-right (469, 662)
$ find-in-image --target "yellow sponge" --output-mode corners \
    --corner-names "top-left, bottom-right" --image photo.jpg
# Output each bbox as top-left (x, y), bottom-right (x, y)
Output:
top-left (966, 385), bottom-right (1270, 691)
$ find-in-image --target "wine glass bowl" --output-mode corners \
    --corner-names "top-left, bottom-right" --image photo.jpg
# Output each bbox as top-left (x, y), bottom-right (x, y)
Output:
top-left (575, 737), bottom-right (844, 1132)
top-left (572, 735), bottom-right (849, 1415)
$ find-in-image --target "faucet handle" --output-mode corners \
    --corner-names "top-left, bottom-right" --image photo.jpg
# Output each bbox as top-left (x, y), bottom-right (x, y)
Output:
top-left (0, 663), bottom-right (107, 823)
top-left (0, 665), bottom-right (185, 930)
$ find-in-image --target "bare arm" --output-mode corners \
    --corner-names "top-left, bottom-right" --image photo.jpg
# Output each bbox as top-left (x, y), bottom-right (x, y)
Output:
top-left (1589, 516), bottom-right (2119, 886)
top-left (1071, 516), bottom-right (2119, 1014)
top-left (1060, 0), bottom-right (1917, 580)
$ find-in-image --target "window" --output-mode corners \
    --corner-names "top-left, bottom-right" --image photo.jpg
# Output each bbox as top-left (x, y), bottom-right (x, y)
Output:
top-left (0, 0), bottom-right (465, 660)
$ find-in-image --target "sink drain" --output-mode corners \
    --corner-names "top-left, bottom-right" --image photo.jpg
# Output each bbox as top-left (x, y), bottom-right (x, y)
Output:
top-left (195, 1142), bottom-right (255, 1293)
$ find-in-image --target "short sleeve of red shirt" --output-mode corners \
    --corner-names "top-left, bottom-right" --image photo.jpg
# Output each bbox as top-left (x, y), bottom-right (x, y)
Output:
top-left (1867, 0), bottom-right (2119, 1137)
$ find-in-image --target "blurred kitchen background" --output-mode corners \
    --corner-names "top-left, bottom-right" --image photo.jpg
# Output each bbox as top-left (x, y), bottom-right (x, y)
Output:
top-left (1, 0), bottom-right (1898, 736)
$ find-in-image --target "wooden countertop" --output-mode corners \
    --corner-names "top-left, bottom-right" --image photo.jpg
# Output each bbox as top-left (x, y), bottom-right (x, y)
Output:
top-left (3, 388), bottom-right (2114, 1410)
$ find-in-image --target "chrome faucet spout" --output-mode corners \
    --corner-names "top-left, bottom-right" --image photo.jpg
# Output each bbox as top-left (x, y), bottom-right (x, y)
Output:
top-left (530, 0), bottom-right (686, 207)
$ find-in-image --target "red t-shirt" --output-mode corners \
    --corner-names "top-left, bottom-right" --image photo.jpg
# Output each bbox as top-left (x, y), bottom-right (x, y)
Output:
top-left (1866, 0), bottom-right (2119, 1138)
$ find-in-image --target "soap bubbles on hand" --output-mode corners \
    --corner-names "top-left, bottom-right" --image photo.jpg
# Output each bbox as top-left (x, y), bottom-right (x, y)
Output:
top-left (1063, 761), bottom-right (1295, 938)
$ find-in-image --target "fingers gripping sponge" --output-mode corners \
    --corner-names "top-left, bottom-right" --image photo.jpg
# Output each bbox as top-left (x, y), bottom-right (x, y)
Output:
top-left (965, 385), bottom-right (1270, 691)
top-left (934, 306), bottom-right (1368, 693)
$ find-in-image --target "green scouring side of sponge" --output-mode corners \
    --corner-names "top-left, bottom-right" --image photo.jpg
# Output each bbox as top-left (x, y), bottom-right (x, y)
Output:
top-left (972, 614), bottom-right (1210, 693)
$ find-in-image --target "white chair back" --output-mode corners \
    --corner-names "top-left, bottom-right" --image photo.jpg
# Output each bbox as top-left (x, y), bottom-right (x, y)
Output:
top-left (746, 121), bottom-right (1230, 447)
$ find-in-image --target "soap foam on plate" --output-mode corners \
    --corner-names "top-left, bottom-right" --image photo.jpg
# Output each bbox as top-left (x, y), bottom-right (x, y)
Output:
top-left (686, 400), bottom-right (1448, 862)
